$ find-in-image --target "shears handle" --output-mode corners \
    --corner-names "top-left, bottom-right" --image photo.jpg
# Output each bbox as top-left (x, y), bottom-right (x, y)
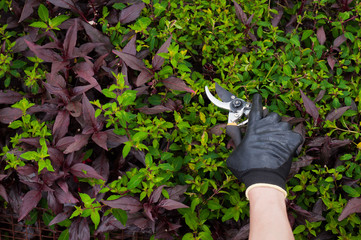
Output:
top-left (226, 123), bottom-right (241, 146)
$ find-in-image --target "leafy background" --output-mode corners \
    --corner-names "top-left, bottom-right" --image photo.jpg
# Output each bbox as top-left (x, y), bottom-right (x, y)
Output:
top-left (0, 0), bottom-right (360, 239)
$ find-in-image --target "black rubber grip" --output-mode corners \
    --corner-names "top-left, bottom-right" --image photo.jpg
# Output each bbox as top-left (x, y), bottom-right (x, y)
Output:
top-left (226, 124), bottom-right (241, 146)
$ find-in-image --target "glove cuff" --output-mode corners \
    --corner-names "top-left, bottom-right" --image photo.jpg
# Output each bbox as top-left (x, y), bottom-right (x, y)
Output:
top-left (245, 183), bottom-right (287, 199)
top-left (241, 168), bottom-right (287, 192)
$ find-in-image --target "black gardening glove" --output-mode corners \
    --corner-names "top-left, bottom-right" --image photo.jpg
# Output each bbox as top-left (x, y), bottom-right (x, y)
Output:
top-left (226, 94), bottom-right (303, 198)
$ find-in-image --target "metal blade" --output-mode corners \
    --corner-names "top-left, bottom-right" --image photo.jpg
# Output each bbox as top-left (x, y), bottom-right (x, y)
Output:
top-left (205, 86), bottom-right (231, 110)
top-left (215, 83), bottom-right (235, 102)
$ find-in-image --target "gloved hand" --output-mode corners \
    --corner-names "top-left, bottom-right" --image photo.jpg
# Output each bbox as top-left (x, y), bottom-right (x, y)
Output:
top-left (226, 94), bottom-right (303, 198)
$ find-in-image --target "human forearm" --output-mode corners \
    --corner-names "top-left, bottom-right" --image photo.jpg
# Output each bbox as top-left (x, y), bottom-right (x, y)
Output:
top-left (248, 187), bottom-right (294, 240)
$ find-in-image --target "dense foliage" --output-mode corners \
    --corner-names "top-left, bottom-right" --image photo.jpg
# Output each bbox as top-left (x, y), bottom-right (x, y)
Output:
top-left (0, 0), bottom-right (360, 239)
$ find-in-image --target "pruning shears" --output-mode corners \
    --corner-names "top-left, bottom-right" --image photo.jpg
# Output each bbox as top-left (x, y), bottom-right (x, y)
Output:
top-left (205, 83), bottom-right (251, 146)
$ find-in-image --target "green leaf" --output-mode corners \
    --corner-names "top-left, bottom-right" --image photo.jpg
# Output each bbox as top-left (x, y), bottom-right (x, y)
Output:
top-left (343, 185), bottom-right (360, 198)
top-left (38, 4), bottom-right (49, 22)
top-left (306, 185), bottom-right (318, 192)
top-left (102, 88), bottom-right (117, 98)
top-left (207, 199), bottom-right (222, 210)
top-left (340, 154), bottom-right (352, 161)
top-left (20, 151), bottom-right (38, 160)
top-left (29, 21), bottom-right (48, 28)
top-left (301, 30), bottom-right (314, 41)
top-left (8, 120), bottom-right (23, 129)
top-left (283, 64), bottom-right (292, 76)
top-left (182, 233), bottom-right (194, 240)
top-left (222, 207), bottom-right (235, 222)
top-left (127, 172), bottom-right (145, 189)
top-left (183, 210), bottom-right (198, 230)
top-left (132, 131), bottom-right (148, 142)
top-left (113, 208), bottom-right (128, 225)
top-left (51, 15), bottom-right (70, 27)
top-left (292, 185), bottom-right (303, 192)
top-left (122, 142), bottom-right (132, 158)
top-left (293, 225), bottom-right (306, 234)
top-left (199, 231), bottom-right (213, 240)
top-left (344, 32), bottom-right (354, 42)
top-left (91, 210), bottom-right (100, 229)
top-left (112, 3), bottom-right (126, 10)
top-left (58, 229), bottom-right (69, 240)
top-left (25, 209), bottom-right (38, 225)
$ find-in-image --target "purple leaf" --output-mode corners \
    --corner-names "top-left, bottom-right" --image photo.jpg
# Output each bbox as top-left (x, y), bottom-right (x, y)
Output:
top-left (153, 35), bottom-right (172, 70)
top-left (19, 0), bottom-right (39, 22)
top-left (95, 215), bottom-right (125, 234)
top-left (300, 89), bottom-right (319, 123)
top-left (122, 35), bottom-right (137, 56)
top-left (150, 185), bottom-right (166, 204)
top-left (167, 185), bottom-right (188, 202)
top-left (0, 91), bottom-right (23, 104)
top-left (163, 77), bottom-right (195, 93)
top-left (248, 32), bottom-right (257, 42)
top-left (102, 196), bottom-right (142, 213)
top-left (18, 190), bottom-right (42, 221)
top-left (0, 184), bottom-right (9, 202)
top-left (246, 14), bottom-right (254, 25)
top-left (143, 203), bottom-right (154, 221)
top-left (54, 187), bottom-right (79, 204)
top-left (70, 163), bottom-right (105, 180)
top-left (293, 123), bottom-right (305, 154)
top-left (44, 82), bottom-right (69, 101)
top-left (65, 101), bottom-right (82, 117)
top-left (92, 131), bottom-right (108, 150)
top-left (291, 204), bottom-right (325, 222)
top-left (209, 123), bottom-right (227, 136)
top-left (81, 21), bottom-right (112, 56)
top-left (0, 174), bottom-right (7, 181)
top-left (16, 165), bottom-right (37, 176)
top-left (325, 106), bottom-right (351, 122)
top-left (113, 50), bottom-right (147, 72)
top-left (47, 0), bottom-right (77, 9)
top-left (317, 27), bottom-right (326, 45)
top-left (47, 191), bottom-right (62, 214)
top-left (315, 89), bottom-right (326, 103)
top-left (327, 56), bottom-right (336, 70)
top-left (25, 40), bottom-right (62, 62)
top-left (289, 155), bottom-right (314, 177)
top-left (105, 129), bottom-right (128, 148)
top-left (53, 110), bottom-right (70, 142)
top-left (138, 105), bottom-right (172, 115)
top-left (338, 197), bottom-right (361, 221)
top-left (94, 53), bottom-right (108, 72)
top-left (330, 139), bottom-right (351, 150)
top-left (121, 63), bottom-right (131, 87)
top-left (92, 152), bottom-right (109, 182)
top-left (158, 199), bottom-right (189, 210)
top-left (69, 218), bottom-right (90, 240)
top-left (49, 212), bottom-right (70, 226)
top-left (56, 136), bottom-right (75, 151)
top-left (63, 134), bottom-right (90, 154)
top-left (82, 93), bottom-right (97, 128)
top-left (119, 3), bottom-right (146, 24)
top-left (75, 43), bottom-right (103, 58)
top-left (333, 34), bottom-right (347, 48)
top-left (271, 7), bottom-right (283, 27)
top-left (135, 70), bottom-right (153, 86)
top-left (231, 223), bottom-right (250, 240)
top-left (233, 0), bottom-right (247, 25)
top-left (0, 107), bottom-right (22, 124)
top-left (72, 85), bottom-right (95, 97)
top-left (63, 20), bottom-right (78, 58)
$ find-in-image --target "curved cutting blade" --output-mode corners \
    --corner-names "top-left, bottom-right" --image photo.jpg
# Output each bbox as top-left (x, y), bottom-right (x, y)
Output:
top-left (215, 83), bottom-right (235, 102)
top-left (205, 86), bottom-right (231, 110)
